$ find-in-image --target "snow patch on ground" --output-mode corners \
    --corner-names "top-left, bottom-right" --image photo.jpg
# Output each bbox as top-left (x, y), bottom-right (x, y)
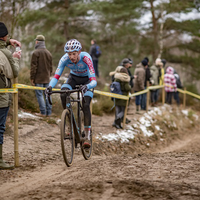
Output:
top-left (97, 104), bottom-right (198, 143)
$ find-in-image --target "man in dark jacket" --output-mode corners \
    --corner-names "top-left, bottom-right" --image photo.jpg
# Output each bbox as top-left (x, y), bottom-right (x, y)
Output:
top-left (0, 22), bottom-right (21, 169)
top-left (89, 39), bottom-right (100, 77)
top-left (30, 35), bottom-right (53, 116)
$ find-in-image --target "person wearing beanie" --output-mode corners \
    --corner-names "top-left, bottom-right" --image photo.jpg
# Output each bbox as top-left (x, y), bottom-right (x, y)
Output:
top-left (161, 59), bottom-right (166, 68)
top-left (30, 34), bottom-right (53, 117)
top-left (140, 57), bottom-right (151, 110)
top-left (0, 21), bottom-right (21, 169)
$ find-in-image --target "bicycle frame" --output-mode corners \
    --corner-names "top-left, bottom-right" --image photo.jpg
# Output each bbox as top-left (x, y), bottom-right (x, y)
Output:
top-left (47, 88), bottom-right (84, 146)
top-left (46, 86), bottom-right (93, 165)
top-left (66, 90), bottom-right (83, 146)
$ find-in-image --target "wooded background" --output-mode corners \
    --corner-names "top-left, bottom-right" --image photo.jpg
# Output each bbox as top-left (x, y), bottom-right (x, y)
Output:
top-left (1, 0), bottom-right (200, 91)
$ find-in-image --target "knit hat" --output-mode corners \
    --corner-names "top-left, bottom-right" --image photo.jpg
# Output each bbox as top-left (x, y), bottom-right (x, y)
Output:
top-left (0, 22), bottom-right (8, 37)
top-left (144, 57), bottom-right (149, 62)
top-left (141, 59), bottom-right (148, 66)
top-left (161, 59), bottom-right (166, 67)
top-left (35, 35), bottom-right (45, 41)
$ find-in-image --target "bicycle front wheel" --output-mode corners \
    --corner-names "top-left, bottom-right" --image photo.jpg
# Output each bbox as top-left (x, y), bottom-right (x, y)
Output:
top-left (61, 109), bottom-right (74, 167)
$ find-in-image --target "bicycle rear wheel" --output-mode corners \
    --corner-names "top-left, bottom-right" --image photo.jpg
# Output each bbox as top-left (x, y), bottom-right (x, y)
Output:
top-left (80, 111), bottom-right (93, 160)
top-left (61, 109), bottom-right (74, 167)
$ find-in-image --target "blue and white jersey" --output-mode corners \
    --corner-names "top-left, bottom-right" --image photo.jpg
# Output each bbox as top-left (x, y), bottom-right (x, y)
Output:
top-left (49, 52), bottom-right (97, 90)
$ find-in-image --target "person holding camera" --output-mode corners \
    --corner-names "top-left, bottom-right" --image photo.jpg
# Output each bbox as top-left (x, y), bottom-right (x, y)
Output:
top-left (0, 22), bottom-right (21, 169)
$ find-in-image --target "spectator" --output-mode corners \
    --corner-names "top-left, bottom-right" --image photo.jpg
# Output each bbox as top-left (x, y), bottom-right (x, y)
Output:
top-left (133, 61), bottom-right (145, 113)
top-left (155, 58), bottom-right (164, 101)
top-left (111, 58), bottom-right (133, 85)
top-left (0, 22), bottom-right (21, 169)
top-left (112, 67), bottom-right (131, 129)
top-left (164, 66), bottom-right (177, 104)
top-left (121, 58), bottom-right (134, 89)
top-left (174, 70), bottom-right (183, 106)
top-left (150, 62), bottom-right (159, 106)
top-left (109, 58), bottom-right (133, 124)
top-left (156, 58), bottom-right (164, 86)
top-left (30, 35), bottom-right (53, 117)
top-left (162, 59), bottom-right (167, 71)
top-left (141, 57), bottom-right (151, 110)
top-left (89, 39), bottom-right (101, 77)
top-left (128, 58), bottom-right (135, 89)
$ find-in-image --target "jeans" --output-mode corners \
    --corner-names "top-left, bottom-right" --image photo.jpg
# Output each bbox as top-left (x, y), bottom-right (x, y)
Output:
top-left (115, 105), bottom-right (125, 120)
top-left (174, 91), bottom-right (180, 105)
top-left (151, 89), bottom-right (159, 103)
top-left (0, 107), bottom-right (9, 144)
top-left (135, 91), bottom-right (141, 106)
top-left (93, 60), bottom-right (99, 77)
top-left (140, 88), bottom-right (146, 110)
top-left (166, 92), bottom-right (174, 104)
top-left (35, 83), bottom-right (52, 116)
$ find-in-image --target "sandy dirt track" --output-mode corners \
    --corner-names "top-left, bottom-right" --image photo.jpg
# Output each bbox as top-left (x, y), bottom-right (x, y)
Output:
top-left (0, 107), bottom-right (200, 200)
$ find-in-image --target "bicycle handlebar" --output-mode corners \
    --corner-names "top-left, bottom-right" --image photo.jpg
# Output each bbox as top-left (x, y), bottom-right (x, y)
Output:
top-left (45, 86), bottom-right (84, 105)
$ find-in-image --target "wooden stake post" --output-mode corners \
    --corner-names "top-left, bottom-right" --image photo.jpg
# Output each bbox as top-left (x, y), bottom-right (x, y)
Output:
top-left (162, 85), bottom-right (165, 105)
top-left (146, 81), bottom-right (150, 111)
top-left (183, 87), bottom-right (186, 108)
top-left (13, 78), bottom-right (19, 167)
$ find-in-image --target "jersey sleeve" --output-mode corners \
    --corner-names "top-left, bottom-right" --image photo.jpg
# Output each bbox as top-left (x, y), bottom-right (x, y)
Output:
top-left (49, 54), bottom-right (67, 88)
top-left (82, 53), bottom-right (97, 90)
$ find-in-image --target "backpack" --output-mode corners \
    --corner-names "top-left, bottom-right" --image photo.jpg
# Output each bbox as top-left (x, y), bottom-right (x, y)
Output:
top-left (95, 45), bottom-right (101, 58)
top-left (110, 81), bottom-right (122, 95)
top-left (110, 81), bottom-right (122, 110)
top-left (175, 74), bottom-right (182, 88)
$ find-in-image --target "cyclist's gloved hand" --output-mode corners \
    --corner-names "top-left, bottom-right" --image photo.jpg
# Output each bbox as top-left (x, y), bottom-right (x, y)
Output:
top-left (80, 85), bottom-right (88, 94)
top-left (45, 86), bottom-right (52, 95)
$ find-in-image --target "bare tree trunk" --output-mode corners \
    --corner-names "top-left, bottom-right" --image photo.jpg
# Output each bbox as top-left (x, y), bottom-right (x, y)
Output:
top-left (64, 0), bottom-right (70, 40)
top-left (158, 2), bottom-right (164, 59)
top-left (150, 0), bottom-right (158, 60)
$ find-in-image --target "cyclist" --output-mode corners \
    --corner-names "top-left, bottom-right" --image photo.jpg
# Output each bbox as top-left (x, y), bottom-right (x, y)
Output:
top-left (46, 39), bottom-right (97, 147)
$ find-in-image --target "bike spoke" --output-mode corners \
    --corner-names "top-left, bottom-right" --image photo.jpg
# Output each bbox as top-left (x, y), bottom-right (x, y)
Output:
top-left (61, 110), bottom-right (74, 167)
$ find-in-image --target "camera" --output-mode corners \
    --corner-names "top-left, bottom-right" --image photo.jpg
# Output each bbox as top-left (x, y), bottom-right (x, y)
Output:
top-left (15, 46), bottom-right (21, 52)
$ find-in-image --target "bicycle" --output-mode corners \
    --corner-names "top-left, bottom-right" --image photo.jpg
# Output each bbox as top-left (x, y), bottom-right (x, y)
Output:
top-left (46, 85), bottom-right (93, 167)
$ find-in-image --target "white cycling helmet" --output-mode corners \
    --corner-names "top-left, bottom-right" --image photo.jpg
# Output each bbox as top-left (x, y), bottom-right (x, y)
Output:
top-left (64, 39), bottom-right (82, 52)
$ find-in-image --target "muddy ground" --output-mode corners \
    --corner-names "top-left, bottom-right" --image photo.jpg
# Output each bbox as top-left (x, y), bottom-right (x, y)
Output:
top-left (0, 104), bottom-right (200, 200)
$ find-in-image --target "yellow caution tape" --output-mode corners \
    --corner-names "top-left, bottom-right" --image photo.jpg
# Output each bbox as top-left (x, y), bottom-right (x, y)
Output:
top-left (177, 88), bottom-right (185, 93)
top-left (148, 85), bottom-right (164, 90)
top-left (129, 89), bottom-right (149, 97)
top-left (0, 88), bottom-right (18, 93)
top-left (186, 91), bottom-right (200, 100)
top-left (13, 84), bottom-right (61, 91)
top-left (0, 83), bottom-right (198, 101)
top-left (94, 90), bottom-right (129, 100)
